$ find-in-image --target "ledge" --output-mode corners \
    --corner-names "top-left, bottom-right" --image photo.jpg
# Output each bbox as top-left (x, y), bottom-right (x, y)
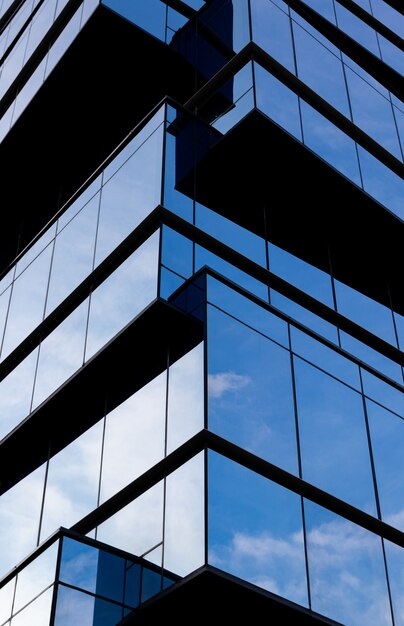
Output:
top-left (0, 299), bottom-right (203, 495)
top-left (123, 566), bottom-right (343, 625)
top-left (177, 109), bottom-right (404, 315)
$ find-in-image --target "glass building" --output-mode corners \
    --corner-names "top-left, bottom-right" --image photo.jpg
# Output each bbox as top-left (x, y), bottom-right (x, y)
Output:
top-left (0, 1), bottom-right (403, 624)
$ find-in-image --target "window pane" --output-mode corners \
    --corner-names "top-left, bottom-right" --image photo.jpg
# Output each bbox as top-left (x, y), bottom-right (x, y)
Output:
top-left (367, 400), bottom-right (404, 530)
top-left (100, 372), bottom-right (166, 502)
top-left (13, 542), bottom-right (57, 613)
top-left (40, 420), bottom-right (103, 541)
top-left (94, 126), bottom-right (163, 266)
top-left (384, 540), bottom-right (404, 626)
top-left (305, 501), bottom-right (392, 625)
top-left (46, 193), bottom-right (100, 313)
top-left (0, 578), bottom-right (15, 625)
top-left (164, 454), bottom-right (204, 577)
top-left (0, 464), bottom-right (46, 578)
top-left (11, 587), bottom-right (53, 626)
top-left (2, 245), bottom-right (52, 358)
top-left (294, 357), bottom-right (376, 513)
top-left (0, 349), bottom-right (37, 440)
top-left (32, 300), bottom-right (88, 410)
top-left (86, 233), bottom-right (159, 361)
top-left (208, 452), bottom-right (308, 606)
top-left (53, 584), bottom-right (123, 626)
top-left (255, 63), bottom-right (303, 140)
top-left (208, 305), bottom-right (298, 474)
top-left (251, 0), bottom-right (295, 73)
top-left (96, 481), bottom-right (164, 557)
top-left (167, 344), bottom-right (204, 454)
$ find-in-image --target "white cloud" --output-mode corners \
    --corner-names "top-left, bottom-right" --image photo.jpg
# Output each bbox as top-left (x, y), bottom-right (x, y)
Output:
top-left (208, 371), bottom-right (251, 398)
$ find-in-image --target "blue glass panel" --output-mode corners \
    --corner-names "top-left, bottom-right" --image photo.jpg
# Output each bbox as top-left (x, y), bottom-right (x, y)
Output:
top-left (196, 247), bottom-right (268, 301)
top-left (196, 203), bottom-right (267, 267)
top-left (305, 501), bottom-right (392, 626)
top-left (102, 0), bottom-right (166, 41)
top-left (208, 452), bottom-right (308, 606)
top-left (270, 291), bottom-right (340, 344)
top-left (357, 146), bottom-right (404, 219)
top-left (94, 125), bottom-right (163, 266)
top-left (268, 241), bottom-right (334, 307)
top-left (384, 540), bottom-right (404, 626)
top-left (300, 0), bottom-right (336, 22)
top-left (294, 357), bottom-right (377, 513)
top-left (54, 584), bottom-right (123, 626)
top-left (208, 305), bottom-right (298, 473)
top-left (161, 227), bottom-right (193, 279)
top-left (255, 63), bottom-right (303, 140)
top-left (141, 567), bottom-right (161, 603)
top-left (207, 276), bottom-right (289, 348)
top-left (335, 3), bottom-right (379, 56)
top-left (345, 66), bottom-right (402, 160)
top-left (159, 267), bottom-right (186, 301)
top-left (251, 0), bottom-right (295, 73)
top-left (361, 370), bottom-right (404, 418)
top-left (367, 400), bottom-right (404, 530)
top-left (59, 538), bottom-right (99, 594)
top-left (340, 331), bottom-right (403, 384)
top-left (291, 327), bottom-right (361, 390)
top-left (293, 21), bottom-right (350, 117)
top-left (335, 279), bottom-right (397, 346)
top-left (300, 100), bottom-right (362, 185)
top-left (124, 563), bottom-right (141, 609)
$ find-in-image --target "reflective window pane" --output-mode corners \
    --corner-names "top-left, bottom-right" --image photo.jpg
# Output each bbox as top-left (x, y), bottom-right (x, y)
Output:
top-left (294, 357), bottom-right (377, 513)
top-left (251, 0), bottom-right (295, 73)
top-left (100, 372), bottom-right (166, 502)
top-left (46, 193), bottom-right (100, 313)
top-left (367, 400), bottom-right (404, 530)
top-left (0, 349), bottom-right (37, 441)
top-left (13, 542), bottom-right (57, 613)
top-left (0, 578), bottom-right (15, 625)
top-left (208, 452), bottom-right (308, 606)
top-left (255, 63), bottom-right (303, 140)
top-left (361, 370), bottom-right (404, 418)
top-left (384, 540), bottom-right (404, 626)
top-left (335, 279), bottom-right (396, 346)
top-left (167, 344), bottom-right (204, 454)
top-left (97, 481), bottom-right (164, 557)
top-left (207, 276), bottom-right (289, 349)
top-left (86, 233), bottom-right (159, 361)
top-left (291, 327), bottom-right (361, 390)
top-left (53, 584), bottom-right (122, 626)
top-left (164, 453), bottom-right (204, 577)
top-left (300, 100), bottom-right (362, 185)
top-left (208, 305), bottom-right (298, 474)
top-left (32, 300), bottom-right (88, 410)
top-left (0, 463), bottom-right (46, 578)
top-left (40, 420), bottom-right (103, 542)
top-left (11, 586), bottom-right (53, 626)
top-left (94, 126), bottom-right (163, 266)
top-left (268, 241), bottom-right (334, 307)
top-left (2, 245), bottom-right (53, 358)
top-left (305, 501), bottom-right (392, 625)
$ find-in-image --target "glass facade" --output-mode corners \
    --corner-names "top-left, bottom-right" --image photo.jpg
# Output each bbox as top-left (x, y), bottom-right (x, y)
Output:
top-left (0, 1), bottom-right (403, 625)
